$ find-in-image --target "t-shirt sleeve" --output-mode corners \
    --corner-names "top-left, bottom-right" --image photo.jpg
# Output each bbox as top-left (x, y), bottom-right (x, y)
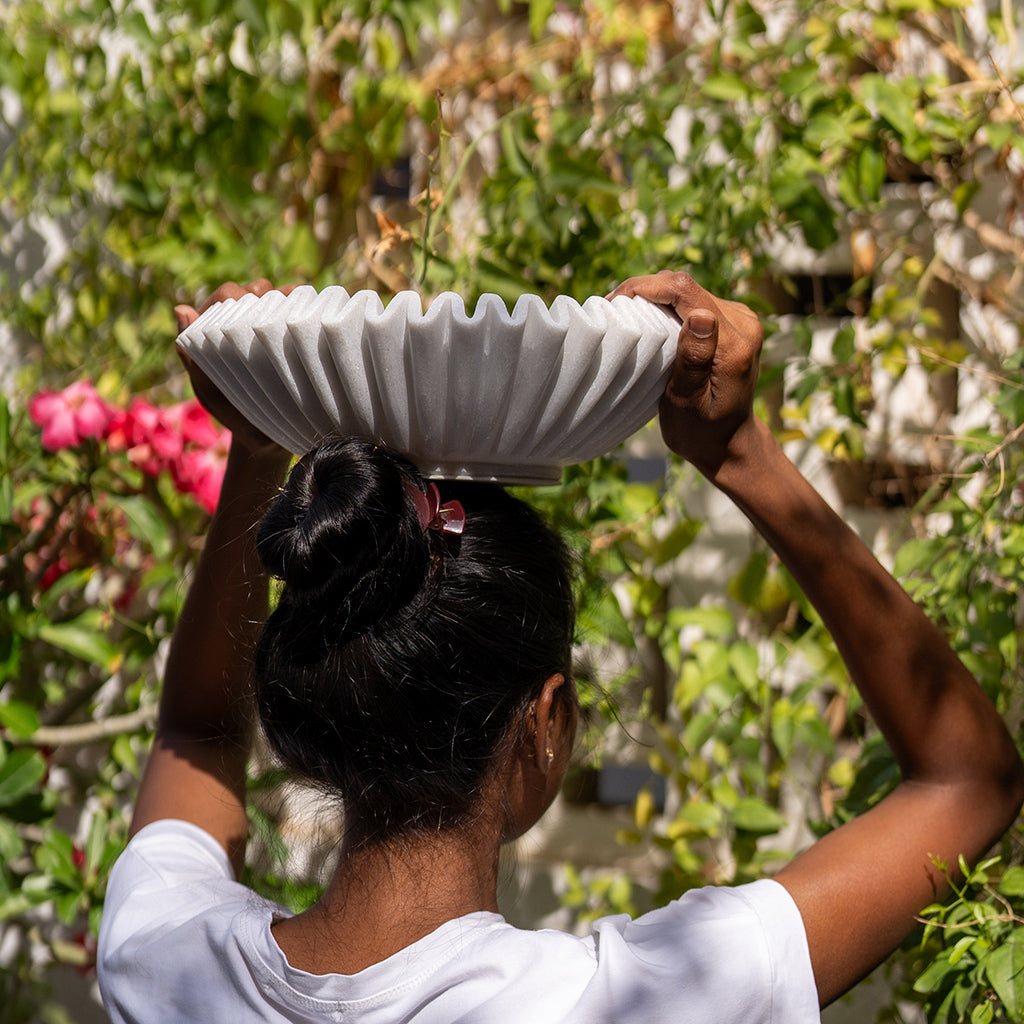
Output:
top-left (97, 820), bottom-right (250, 1019)
top-left (585, 879), bottom-right (820, 1023)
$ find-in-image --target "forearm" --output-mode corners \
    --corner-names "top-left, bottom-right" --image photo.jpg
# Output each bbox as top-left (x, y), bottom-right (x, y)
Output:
top-left (620, 267), bottom-right (1022, 1001)
top-left (158, 439), bottom-right (291, 743)
top-left (712, 420), bottom-right (1022, 810)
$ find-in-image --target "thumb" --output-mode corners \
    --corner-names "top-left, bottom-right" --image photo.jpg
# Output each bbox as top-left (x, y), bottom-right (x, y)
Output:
top-left (666, 309), bottom-right (718, 404)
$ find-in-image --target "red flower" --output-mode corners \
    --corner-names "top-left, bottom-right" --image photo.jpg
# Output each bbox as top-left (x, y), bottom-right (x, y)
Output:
top-left (38, 556), bottom-right (72, 592)
top-left (28, 380), bottom-right (115, 451)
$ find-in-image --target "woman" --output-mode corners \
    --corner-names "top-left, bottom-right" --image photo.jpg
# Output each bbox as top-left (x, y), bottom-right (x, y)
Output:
top-left (98, 272), bottom-right (1024, 1023)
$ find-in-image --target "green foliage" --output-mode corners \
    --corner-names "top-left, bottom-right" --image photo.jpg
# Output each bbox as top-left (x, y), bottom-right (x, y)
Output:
top-left (1, 0), bottom-right (1022, 1019)
top-left (912, 857), bottom-right (1024, 1024)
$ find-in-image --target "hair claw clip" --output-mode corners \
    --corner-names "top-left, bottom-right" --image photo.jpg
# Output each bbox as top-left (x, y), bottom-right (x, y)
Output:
top-left (404, 480), bottom-right (465, 536)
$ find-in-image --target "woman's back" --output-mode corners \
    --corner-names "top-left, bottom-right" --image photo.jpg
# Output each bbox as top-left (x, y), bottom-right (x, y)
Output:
top-left (100, 820), bottom-right (817, 1023)
top-left (97, 275), bottom-right (1024, 1023)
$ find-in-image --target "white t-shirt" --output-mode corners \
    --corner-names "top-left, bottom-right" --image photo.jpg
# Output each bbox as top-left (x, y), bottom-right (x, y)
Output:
top-left (98, 820), bottom-right (820, 1024)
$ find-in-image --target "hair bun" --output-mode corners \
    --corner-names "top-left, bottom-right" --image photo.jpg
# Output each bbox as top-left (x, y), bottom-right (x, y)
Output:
top-left (257, 438), bottom-right (426, 626)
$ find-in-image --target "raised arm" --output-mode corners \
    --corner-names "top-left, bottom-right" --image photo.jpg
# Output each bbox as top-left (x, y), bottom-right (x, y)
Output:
top-left (609, 270), bottom-right (1024, 1007)
top-left (130, 281), bottom-right (293, 876)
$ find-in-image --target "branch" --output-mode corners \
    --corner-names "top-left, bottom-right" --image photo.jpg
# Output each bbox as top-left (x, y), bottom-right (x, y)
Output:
top-left (908, 14), bottom-right (1022, 125)
top-left (988, 51), bottom-right (1024, 128)
top-left (907, 13), bottom-right (988, 90)
top-left (20, 706), bottom-right (157, 747)
top-left (983, 420), bottom-right (1024, 470)
top-left (962, 209), bottom-right (1024, 259)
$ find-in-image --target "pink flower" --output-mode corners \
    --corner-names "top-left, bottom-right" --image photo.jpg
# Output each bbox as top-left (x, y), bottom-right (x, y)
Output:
top-left (164, 399), bottom-right (223, 449)
top-left (172, 426), bottom-right (231, 514)
top-left (29, 380), bottom-right (115, 451)
top-left (107, 399), bottom-right (183, 476)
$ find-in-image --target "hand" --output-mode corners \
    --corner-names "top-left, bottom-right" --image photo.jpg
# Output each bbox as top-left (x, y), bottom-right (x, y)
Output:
top-left (175, 280), bottom-right (297, 458)
top-left (607, 270), bottom-right (763, 478)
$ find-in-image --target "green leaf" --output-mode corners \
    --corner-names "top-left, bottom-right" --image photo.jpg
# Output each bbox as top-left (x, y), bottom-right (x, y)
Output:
top-left (112, 733), bottom-right (141, 777)
top-left (0, 396), bottom-right (11, 521)
top-left (893, 537), bottom-right (938, 578)
top-left (654, 519), bottom-right (702, 564)
top-left (0, 892), bottom-right (35, 922)
top-left (666, 606), bottom-right (735, 637)
top-left (38, 612), bottom-right (121, 671)
top-left (914, 951), bottom-right (955, 994)
top-left (779, 64), bottom-right (819, 101)
top-left (954, 180), bottom-right (982, 217)
top-left (999, 866), bottom-right (1024, 898)
top-left (0, 700), bottom-right (41, 739)
top-left (728, 642), bottom-right (760, 691)
top-left (673, 799), bottom-right (722, 834)
top-left (857, 145), bottom-right (885, 204)
top-left (701, 75), bottom-right (750, 102)
top-left (0, 819), bottom-right (23, 862)
top-left (732, 797), bottom-right (786, 835)
top-left (970, 999), bottom-right (994, 1024)
top-left (986, 937), bottom-right (1024, 1020)
top-left (529, 0), bottom-right (555, 39)
top-left (858, 74), bottom-right (917, 141)
top-left (120, 495), bottom-right (173, 559)
top-left (831, 323), bottom-right (856, 364)
top-left (0, 749), bottom-right (47, 808)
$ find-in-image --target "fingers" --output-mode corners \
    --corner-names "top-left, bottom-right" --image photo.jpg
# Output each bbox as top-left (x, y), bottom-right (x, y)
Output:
top-left (174, 305), bottom-right (199, 333)
top-left (606, 270), bottom-right (711, 315)
top-left (607, 272), bottom-right (722, 401)
top-left (197, 279), bottom-right (280, 315)
top-left (180, 279), bottom-right (296, 338)
top-left (199, 281), bottom-right (248, 314)
top-left (667, 308), bottom-right (719, 405)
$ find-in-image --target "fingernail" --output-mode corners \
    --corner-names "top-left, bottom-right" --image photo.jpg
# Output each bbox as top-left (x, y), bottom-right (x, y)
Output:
top-left (689, 313), bottom-right (715, 338)
top-left (174, 306), bottom-right (190, 333)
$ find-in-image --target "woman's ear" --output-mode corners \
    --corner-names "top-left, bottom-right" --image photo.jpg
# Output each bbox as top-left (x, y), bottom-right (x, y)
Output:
top-left (499, 673), bottom-right (576, 844)
top-left (532, 673), bottom-right (568, 773)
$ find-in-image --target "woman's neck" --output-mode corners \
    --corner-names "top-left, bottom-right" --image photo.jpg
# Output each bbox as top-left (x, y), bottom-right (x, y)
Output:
top-left (270, 823), bottom-right (502, 976)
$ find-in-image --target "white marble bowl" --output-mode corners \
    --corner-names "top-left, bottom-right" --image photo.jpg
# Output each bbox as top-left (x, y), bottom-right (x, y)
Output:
top-left (176, 287), bottom-right (681, 484)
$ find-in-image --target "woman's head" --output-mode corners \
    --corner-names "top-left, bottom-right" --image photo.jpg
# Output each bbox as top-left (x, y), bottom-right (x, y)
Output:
top-left (253, 437), bottom-right (577, 846)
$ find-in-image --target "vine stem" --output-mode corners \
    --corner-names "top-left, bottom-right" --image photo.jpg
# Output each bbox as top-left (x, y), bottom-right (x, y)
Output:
top-left (419, 89), bottom-right (445, 290)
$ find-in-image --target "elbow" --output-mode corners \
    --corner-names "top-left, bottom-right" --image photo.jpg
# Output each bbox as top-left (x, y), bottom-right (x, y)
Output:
top-left (1000, 747), bottom-right (1024, 833)
top-left (974, 738), bottom-right (1024, 845)
top-left (937, 731), bottom-right (1024, 854)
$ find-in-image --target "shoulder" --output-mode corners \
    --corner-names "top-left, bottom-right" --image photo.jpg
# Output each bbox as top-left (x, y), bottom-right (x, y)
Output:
top-left (580, 880), bottom-right (819, 1023)
top-left (449, 881), bottom-right (818, 1023)
top-left (99, 819), bottom-right (278, 946)
top-left (101, 818), bottom-right (248, 931)
top-left (98, 820), bottom-right (284, 1023)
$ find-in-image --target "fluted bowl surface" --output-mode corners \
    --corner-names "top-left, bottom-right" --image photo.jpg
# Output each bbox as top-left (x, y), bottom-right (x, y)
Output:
top-left (176, 287), bottom-right (681, 483)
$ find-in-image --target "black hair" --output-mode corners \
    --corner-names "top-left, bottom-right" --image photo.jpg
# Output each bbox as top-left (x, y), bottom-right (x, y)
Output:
top-left (253, 437), bottom-right (577, 845)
